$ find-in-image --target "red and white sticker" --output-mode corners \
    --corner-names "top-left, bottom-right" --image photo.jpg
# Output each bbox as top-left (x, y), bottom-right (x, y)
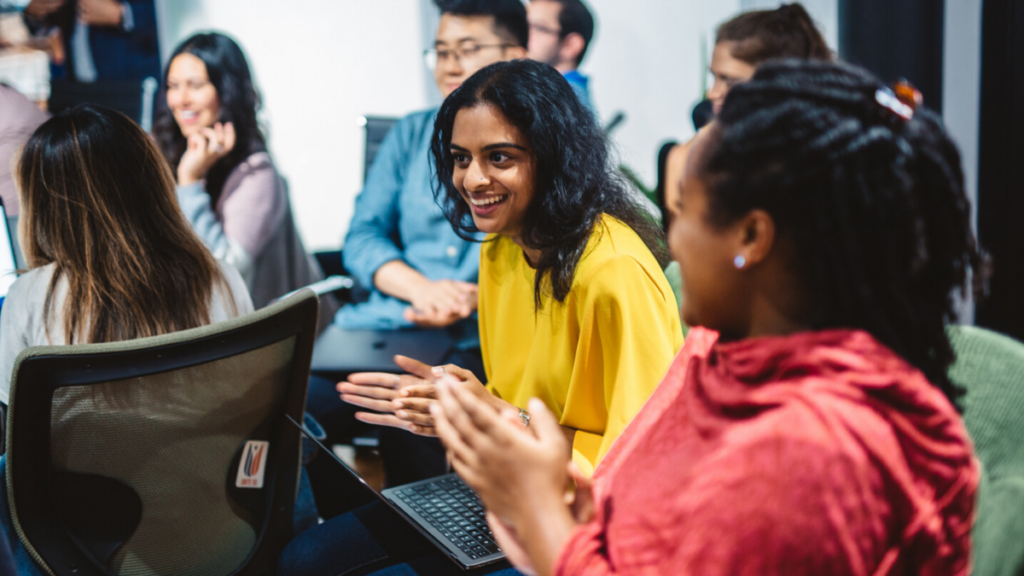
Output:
top-left (235, 440), bottom-right (269, 488)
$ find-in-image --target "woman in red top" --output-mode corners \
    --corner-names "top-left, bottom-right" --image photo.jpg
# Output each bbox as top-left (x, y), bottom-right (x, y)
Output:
top-left (432, 60), bottom-right (984, 575)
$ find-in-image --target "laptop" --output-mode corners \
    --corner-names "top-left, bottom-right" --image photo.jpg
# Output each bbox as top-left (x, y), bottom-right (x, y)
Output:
top-left (0, 200), bottom-right (20, 308)
top-left (287, 415), bottom-right (505, 570)
top-left (310, 324), bottom-right (455, 375)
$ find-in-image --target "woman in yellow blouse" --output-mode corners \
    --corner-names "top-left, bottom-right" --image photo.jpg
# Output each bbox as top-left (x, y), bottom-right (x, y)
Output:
top-left (339, 59), bottom-right (682, 477)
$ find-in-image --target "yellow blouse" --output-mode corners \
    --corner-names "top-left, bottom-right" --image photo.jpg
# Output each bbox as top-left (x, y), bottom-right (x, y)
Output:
top-left (479, 214), bottom-right (684, 475)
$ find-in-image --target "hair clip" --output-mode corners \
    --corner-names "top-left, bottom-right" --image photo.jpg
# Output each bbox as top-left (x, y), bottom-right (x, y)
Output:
top-left (875, 78), bottom-right (922, 121)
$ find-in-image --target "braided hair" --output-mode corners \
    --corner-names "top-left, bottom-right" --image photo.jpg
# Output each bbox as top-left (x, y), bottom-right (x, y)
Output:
top-left (700, 60), bottom-right (983, 401)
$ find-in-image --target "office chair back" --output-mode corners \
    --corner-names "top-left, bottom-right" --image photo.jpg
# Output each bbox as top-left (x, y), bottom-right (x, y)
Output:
top-left (5, 290), bottom-right (319, 576)
top-left (947, 325), bottom-right (1024, 576)
top-left (361, 116), bottom-right (398, 184)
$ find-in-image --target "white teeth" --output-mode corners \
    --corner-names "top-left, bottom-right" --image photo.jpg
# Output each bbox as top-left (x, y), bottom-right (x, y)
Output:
top-left (470, 195), bottom-right (507, 206)
top-left (180, 110), bottom-right (197, 118)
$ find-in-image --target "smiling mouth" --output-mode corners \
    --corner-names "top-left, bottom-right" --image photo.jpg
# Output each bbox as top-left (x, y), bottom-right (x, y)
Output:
top-left (469, 195), bottom-right (508, 207)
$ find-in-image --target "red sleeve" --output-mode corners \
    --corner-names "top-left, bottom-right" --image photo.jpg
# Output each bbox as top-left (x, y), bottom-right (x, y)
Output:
top-left (555, 436), bottom-right (890, 576)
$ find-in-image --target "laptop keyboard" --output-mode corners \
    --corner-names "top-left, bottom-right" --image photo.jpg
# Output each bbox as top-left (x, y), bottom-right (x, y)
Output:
top-left (391, 476), bottom-right (501, 560)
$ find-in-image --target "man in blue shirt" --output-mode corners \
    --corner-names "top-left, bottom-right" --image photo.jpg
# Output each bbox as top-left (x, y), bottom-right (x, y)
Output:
top-left (339, 0), bottom-right (527, 335)
top-left (527, 0), bottom-right (596, 111)
top-left (307, 0), bottom-right (528, 518)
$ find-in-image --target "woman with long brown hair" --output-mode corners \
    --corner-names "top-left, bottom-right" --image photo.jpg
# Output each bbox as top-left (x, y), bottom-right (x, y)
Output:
top-left (0, 104), bottom-right (253, 402)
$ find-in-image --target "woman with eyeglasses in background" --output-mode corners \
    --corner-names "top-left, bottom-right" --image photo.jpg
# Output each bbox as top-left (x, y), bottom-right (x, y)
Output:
top-left (658, 3), bottom-right (831, 232)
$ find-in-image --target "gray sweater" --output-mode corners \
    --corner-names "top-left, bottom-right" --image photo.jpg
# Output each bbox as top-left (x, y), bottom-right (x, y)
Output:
top-left (176, 153), bottom-right (332, 324)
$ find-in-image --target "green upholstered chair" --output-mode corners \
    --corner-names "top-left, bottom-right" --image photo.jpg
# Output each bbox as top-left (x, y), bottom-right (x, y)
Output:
top-left (5, 290), bottom-right (319, 576)
top-left (663, 261), bottom-right (687, 336)
top-left (947, 325), bottom-right (1024, 576)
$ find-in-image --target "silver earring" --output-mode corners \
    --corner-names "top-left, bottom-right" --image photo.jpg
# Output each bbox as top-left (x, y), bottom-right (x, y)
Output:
top-left (734, 255), bottom-right (746, 269)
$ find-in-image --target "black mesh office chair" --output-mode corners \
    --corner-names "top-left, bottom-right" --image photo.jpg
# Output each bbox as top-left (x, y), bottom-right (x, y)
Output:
top-left (5, 291), bottom-right (318, 576)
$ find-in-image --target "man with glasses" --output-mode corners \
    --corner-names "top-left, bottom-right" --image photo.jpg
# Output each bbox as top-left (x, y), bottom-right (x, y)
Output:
top-left (527, 0), bottom-right (596, 111)
top-left (307, 0), bottom-right (527, 518)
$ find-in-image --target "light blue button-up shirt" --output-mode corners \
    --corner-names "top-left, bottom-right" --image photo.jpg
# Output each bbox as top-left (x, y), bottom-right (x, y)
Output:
top-left (563, 69), bottom-right (594, 113)
top-left (338, 108), bottom-right (483, 340)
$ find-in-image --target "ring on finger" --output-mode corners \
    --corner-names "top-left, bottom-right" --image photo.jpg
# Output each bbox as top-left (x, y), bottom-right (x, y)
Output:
top-left (393, 374), bottom-right (401, 386)
top-left (209, 143), bottom-right (224, 153)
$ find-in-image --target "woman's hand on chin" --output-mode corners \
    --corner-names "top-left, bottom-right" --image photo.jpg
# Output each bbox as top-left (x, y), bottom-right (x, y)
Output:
top-left (177, 121), bottom-right (236, 185)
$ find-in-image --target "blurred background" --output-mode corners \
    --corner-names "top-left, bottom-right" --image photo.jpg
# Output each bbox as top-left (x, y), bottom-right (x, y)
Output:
top-left (1, 0), bottom-right (1020, 340)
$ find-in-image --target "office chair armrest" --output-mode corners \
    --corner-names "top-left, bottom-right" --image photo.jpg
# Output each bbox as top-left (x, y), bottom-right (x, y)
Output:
top-left (276, 276), bottom-right (355, 303)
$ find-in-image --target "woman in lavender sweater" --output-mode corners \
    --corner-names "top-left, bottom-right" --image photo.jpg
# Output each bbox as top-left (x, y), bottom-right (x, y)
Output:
top-left (153, 32), bottom-right (327, 313)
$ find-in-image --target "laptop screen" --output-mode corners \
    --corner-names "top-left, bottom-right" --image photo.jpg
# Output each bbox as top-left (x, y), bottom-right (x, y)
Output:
top-left (0, 204), bottom-right (18, 303)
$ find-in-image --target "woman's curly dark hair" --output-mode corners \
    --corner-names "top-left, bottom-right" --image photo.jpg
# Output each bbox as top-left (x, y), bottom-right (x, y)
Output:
top-left (153, 32), bottom-right (266, 206)
top-left (700, 59), bottom-right (985, 401)
top-left (431, 59), bottom-right (669, 308)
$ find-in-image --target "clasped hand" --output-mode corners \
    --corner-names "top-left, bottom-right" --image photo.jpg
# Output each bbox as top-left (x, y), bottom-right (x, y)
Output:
top-left (403, 280), bottom-right (478, 328)
top-left (177, 122), bottom-right (236, 185)
top-left (337, 354), bottom-right (498, 436)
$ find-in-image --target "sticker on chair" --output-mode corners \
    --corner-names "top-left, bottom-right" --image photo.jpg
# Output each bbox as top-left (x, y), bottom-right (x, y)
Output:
top-left (236, 440), bottom-right (269, 488)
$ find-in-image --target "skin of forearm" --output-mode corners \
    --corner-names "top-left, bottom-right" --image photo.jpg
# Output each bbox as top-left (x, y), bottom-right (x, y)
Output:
top-left (373, 260), bottom-right (431, 303)
top-left (515, 494), bottom-right (579, 576)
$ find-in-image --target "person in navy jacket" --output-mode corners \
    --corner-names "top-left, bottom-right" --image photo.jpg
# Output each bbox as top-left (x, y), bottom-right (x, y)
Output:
top-left (20, 0), bottom-right (159, 82)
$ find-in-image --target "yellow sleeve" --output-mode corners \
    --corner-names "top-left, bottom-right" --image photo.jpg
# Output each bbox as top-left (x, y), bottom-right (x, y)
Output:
top-left (562, 255), bottom-right (683, 475)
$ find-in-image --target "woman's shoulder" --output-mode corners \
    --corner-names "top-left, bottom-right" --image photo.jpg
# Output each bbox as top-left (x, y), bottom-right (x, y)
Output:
top-left (576, 215), bottom-right (663, 280)
top-left (480, 233), bottom-right (518, 265)
top-left (211, 260), bottom-right (255, 320)
top-left (1, 264), bottom-right (60, 343)
top-left (217, 152), bottom-right (286, 211)
top-left (7, 264), bottom-right (58, 302)
top-left (223, 152), bottom-right (281, 189)
top-left (230, 152), bottom-right (278, 176)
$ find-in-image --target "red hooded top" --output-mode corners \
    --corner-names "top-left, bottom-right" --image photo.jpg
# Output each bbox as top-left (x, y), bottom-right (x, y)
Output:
top-left (555, 327), bottom-right (977, 576)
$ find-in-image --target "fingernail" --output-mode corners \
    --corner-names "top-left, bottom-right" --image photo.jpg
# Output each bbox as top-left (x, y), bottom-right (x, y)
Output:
top-left (431, 366), bottom-right (444, 376)
top-left (401, 390), bottom-right (410, 397)
top-left (430, 404), bottom-right (441, 415)
top-left (397, 410), bottom-right (407, 419)
top-left (394, 400), bottom-right (404, 408)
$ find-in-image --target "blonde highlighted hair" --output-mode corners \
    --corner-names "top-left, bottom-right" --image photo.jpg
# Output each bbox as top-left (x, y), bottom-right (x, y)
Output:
top-left (16, 104), bottom-right (234, 344)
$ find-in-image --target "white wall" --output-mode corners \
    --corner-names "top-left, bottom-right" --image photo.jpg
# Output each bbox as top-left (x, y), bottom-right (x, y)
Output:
top-left (577, 0), bottom-right (739, 188)
top-left (579, 0), bottom-right (838, 193)
top-left (155, 0), bottom-right (838, 250)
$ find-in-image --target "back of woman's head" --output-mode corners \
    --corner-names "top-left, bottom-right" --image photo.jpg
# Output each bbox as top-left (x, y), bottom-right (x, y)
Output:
top-left (431, 59), bottom-right (668, 306)
top-left (699, 59), bottom-right (982, 399)
top-left (717, 3), bottom-right (831, 65)
top-left (17, 104), bottom-right (228, 344)
top-left (153, 32), bottom-right (265, 202)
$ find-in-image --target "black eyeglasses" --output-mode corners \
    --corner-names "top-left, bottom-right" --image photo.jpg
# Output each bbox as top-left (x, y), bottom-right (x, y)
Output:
top-left (424, 44), bottom-right (513, 70)
top-left (528, 23), bottom-right (562, 37)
